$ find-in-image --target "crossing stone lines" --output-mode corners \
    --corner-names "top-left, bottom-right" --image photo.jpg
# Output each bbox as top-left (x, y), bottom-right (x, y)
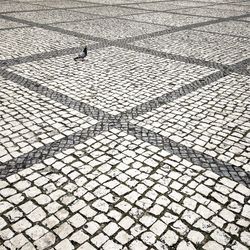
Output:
top-left (1, 60), bottom-right (249, 185)
top-left (0, 11), bottom-right (249, 72)
top-left (0, 1), bottom-right (249, 186)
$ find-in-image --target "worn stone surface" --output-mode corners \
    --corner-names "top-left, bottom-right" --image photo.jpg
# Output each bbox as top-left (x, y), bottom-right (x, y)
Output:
top-left (0, 0), bottom-right (249, 249)
top-left (0, 130), bottom-right (249, 249)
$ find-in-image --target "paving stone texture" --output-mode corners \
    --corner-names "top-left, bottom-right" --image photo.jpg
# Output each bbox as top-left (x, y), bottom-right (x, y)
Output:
top-left (0, 0), bottom-right (249, 249)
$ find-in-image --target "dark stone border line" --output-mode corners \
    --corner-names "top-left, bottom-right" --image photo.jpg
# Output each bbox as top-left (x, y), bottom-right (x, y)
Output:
top-left (116, 3), bottom-right (250, 19)
top-left (39, 8), bottom-right (172, 29)
top-left (0, 6), bottom-right (54, 15)
top-left (1, 56), bottom-right (247, 125)
top-left (235, 19), bottom-right (250, 23)
top-left (80, 0), bottom-right (223, 12)
top-left (0, 25), bottom-right (31, 32)
top-left (0, 14), bottom-right (111, 43)
top-left (65, 0), bottom-right (250, 33)
top-left (114, 13), bottom-right (250, 43)
top-left (80, 0), bottom-right (250, 19)
top-left (116, 71), bottom-right (227, 121)
top-left (113, 44), bottom-right (250, 76)
top-left (0, 43), bottom-right (108, 67)
top-left (68, 0), bottom-right (250, 20)
top-left (0, 3), bottom-right (249, 186)
top-left (114, 43), bottom-right (226, 70)
top-left (0, 0), bottom-right (103, 15)
top-left (114, 57), bottom-right (250, 120)
top-left (2, 9), bottom-right (249, 45)
top-left (68, 9), bottom-right (172, 28)
top-left (0, 68), bottom-right (112, 122)
top-left (1, 12), bottom-right (249, 75)
top-left (1, 0), bottom-right (248, 17)
top-left (191, 28), bottom-right (250, 40)
top-left (1, 57), bottom-right (249, 186)
top-left (47, 10), bottom-right (158, 25)
top-left (0, 121), bottom-right (110, 178)
top-left (0, 2), bottom-right (224, 21)
top-left (2, 117), bottom-right (249, 186)
top-left (117, 0), bottom-right (249, 11)
top-left (115, 122), bottom-right (250, 186)
top-left (23, 0), bottom-right (212, 11)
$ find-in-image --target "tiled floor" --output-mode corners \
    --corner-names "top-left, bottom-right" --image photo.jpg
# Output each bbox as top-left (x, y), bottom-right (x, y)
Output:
top-left (0, 0), bottom-right (249, 249)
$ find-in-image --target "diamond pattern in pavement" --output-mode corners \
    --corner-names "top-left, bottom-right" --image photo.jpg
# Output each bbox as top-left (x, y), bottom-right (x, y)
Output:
top-left (0, 0), bottom-right (249, 249)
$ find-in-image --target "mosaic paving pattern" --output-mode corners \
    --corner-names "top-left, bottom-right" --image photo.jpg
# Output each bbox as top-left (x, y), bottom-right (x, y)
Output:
top-left (195, 21), bottom-right (250, 38)
top-left (131, 74), bottom-right (250, 171)
top-left (0, 0), bottom-right (249, 249)
top-left (0, 130), bottom-right (249, 249)
top-left (30, 0), bottom-right (97, 8)
top-left (51, 18), bottom-right (167, 40)
top-left (0, 2), bottom-right (51, 13)
top-left (123, 1), bottom-right (212, 12)
top-left (0, 18), bottom-right (27, 30)
top-left (6, 47), bottom-right (216, 115)
top-left (0, 78), bottom-right (98, 163)
top-left (132, 30), bottom-right (250, 65)
top-left (79, 5), bottom-right (150, 17)
top-left (208, 3), bottom-right (250, 12)
top-left (6, 10), bottom-right (101, 24)
top-left (0, 27), bottom-right (94, 60)
top-left (174, 7), bottom-right (249, 18)
top-left (122, 12), bottom-right (216, 27)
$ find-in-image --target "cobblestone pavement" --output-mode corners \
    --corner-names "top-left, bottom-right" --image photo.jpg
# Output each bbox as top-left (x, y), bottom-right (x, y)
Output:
top-left (0, 0), bottom-right (249, 249)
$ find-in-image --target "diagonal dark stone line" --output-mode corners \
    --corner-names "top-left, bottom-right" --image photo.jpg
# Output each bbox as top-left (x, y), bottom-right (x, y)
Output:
top-left (115, 122), bottom-right (250, 186)
top-left (0, 25), bottom-right (31, 32)
top-left (0, 11), bottom-right (249, 73)
top-left (0, 13), bottom-right (111, 43)
top-left (1, 69), bottom-right (250, 187)
top-left (0, 68), bottom-right (112, 121)
top-left (0, 121), bottom-right (111, 178)
top-left (79, 0), bottom-right (229, 12)
top-left (115, 13), bottom-right (250, 43)
top-left (193, 29), bottom-right (250, 40)
top-left (115, 1), bottom-right (250, 19)
top-left (115, 71), bottom-right (226, 122)
top-left (0, 0), bottom-right (104, 14)
top-left (115, 57), bottom-right (250, 122)
top-left (0, 3), bottom-right (249, 186)
top-left (1, 55), bottom-right (249, 186)
top-left (113, 43), bottom-right (227, 71)
top-left (0, 43), bottom-right (107, 67)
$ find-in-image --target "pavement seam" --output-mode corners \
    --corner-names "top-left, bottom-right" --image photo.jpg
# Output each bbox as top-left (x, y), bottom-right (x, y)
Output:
top-left (0, 2), bottom-right (249, 185)
top-left (1, 59), bottom-right (249, 186)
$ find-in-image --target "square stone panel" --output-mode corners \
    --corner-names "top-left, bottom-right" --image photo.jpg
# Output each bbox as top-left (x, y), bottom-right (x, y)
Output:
top-left (6, 10), bottom-right (101, 24)
top-left (132, 30), bottom-right (249, 65)
top-left (0, 18), bottom-right (27, 30)
top-left (131, 73), bottom-right (250, 171)
top-left (0, 78), bottom-right (98, 163)
top-left (174, 7), bottom-right (249, 18)
top-left (123, 12), bottom-right (215, 27)
top-left (0, 27), bottom-right (94, 60)
top-left (51, 18), bottom-right (167, 40)
top-left (7, 47), bottom-right (216, 115)
top-left (77, 6), bottom-right (150, 17)
top-left (0, 129), bottom-right (249, 249)
top-left (0, 2), bottom-right (52, 13)
top-left (195, 21), bottom-right (250, 38)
